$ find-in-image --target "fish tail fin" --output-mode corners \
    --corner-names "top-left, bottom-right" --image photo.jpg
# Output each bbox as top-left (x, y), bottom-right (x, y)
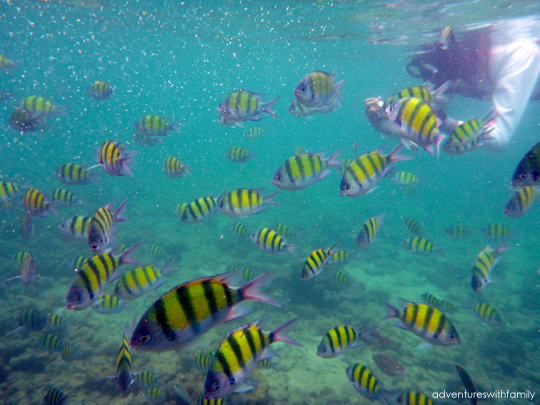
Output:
top-left (162, 257), bottom-right (180, 275)
top-left (170, 119), bottom-right (182, 132)
top-left (55, 104), bottom-right (69, 117)
top-left (433, 80), bottom-right (452, 103)
top-left (46, 200), bottom-right (60, 215)
top-left (388, 143), bottom-right (413, 163)
top-left (248, 152), bottom-right (257, 160)
top-left (119, 240), bottom-right (143, 266)
top-left (483, 108), bottom-right (498, 124)
top-left (376, 212), bottom-right (386, 226)
top-left (120, 154), bottom-right (136, 177)
top-left (334, 80), bottom-right (345, 101)
top-left (263, 190), bottom-right (281, 206)
top-left (263, 95), bottom-right (281, 120)
top-left (240, 270), bottom-right (281, 307)
top-left (327, 147), bottom-right (343, 168)
top-left (271, 317), bottom-right (303, 347)
top-left (382, 301), bottom-right (399, 321)
top-left (182, 164), bottom-right (193, 176)
top-left (285, 244), bottom-right (298, 256)
top-left (113, 199), bottom-right (128, 222)
top-left (496, 237), bottom-right (512, 254)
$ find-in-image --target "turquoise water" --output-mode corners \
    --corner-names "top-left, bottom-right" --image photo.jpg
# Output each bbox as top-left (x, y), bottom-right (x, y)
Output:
top-left (1, 1), bottom-right (540, 404)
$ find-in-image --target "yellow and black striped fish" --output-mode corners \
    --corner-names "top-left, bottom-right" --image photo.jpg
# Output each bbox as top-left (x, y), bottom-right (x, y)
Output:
top-left (12, 251), bottom-right (31, 264)
top-left (43, 388), bottom-right (68, 405)
top-left (403, 217), bottom-right (422, 235)
top-left (135, 114), bottom-right (180, 136)
top-left (274, 222), bottom-right (293, 237)
top-left (40, 334), bottom-right (66, 352)
top-left (21, 95), bottom-right (66, 116)
top-left (421, 293), bottom-right (441, 306)
top-left (231, 222), bottom-right (248, 237)
top-left (317, 325), bottom-right (373, 358)
top-left (244, 127), bottom-right (265, 140)
top-left (0, 54), bottom-right (18, 70)
top-left (327, 250), bottom-right (358, 265)
top-left (145, 387), bottom-right (165, 401)
top-left (251, 228), bottom-right (296, 256)
top-left (20, 211), bottom-right (33, 240)
top-left (346, 363), bottom-right (389, 402)
top-left (334, 271), bottom-right (350, 285)
top-left (17, 308), bottom-right (46, 331)
top-left (9, 108), bottom-right (43, 132)
top-left (0, 182), bottom-right (21, 201)
top-left (203, 317), bottom-right (301, 400)
top-left (135, 371), bottom-right (158, 389)
top-left (294, 70), bottom-right (344, 108)
top-left (512, 140), bottom-right (540, 187)
top-left (58, 216), bottom-right (91, 240)
top-left (51, 188), bottom-right (78, 205)
top-left (176, 194), bottom-right (222, 224)
top-left (46, 313), bottom-right (65, 326)
top-left (242, 268), bottom-right (254, 281)
top-left (473, 303), bottom-right (502, 326)
top-left (130, 269), bottom-right (280, 352)
top-left (97, 140), bottom-right (136, 177)
top-left (471, 239), bottom-right (510, 292)
top-left (357, 213), bottom-right (385, 248)
top-left (440, 25), bottom-right (456, 49)
top-left (383, 81), bottom-right (450, 110)
top-left (340, 144), bottom-right (411, 197)
top-left (91, 294), bottom-right (129, 315)
top-left (397, 391), bottom-right (436, 405)
top-left (23, 188), bottom-right (57, 217)
top-left (148, 244), bottom-right (165, 258)
top-left (225, 146), bottom-right (256, 163)
top-left (219, 188), bottom-right (280, 218)
top-left (440, 300), bottom-right (455, 311)
top-left (87, 80), bottom-right (113, 100)
top-left (294, 146), bottom-right (306, 156)
top-left (54, 163), bottom-right (98, 185)
top-left (61, 346), bottom-right (79, 362)
top-left (163, 156), bottom-right (191, 178)
top-left (402, 236), bottom-right (444, 257)
top-left (482, 224), bottom-right (511, 239)
top-left (88, 200), bottom-right (128, 252)
top-left (445, 226), bottom-right (470, 238)
top-left (391, 171), bottom-right (419, 187)
top-left (196, 353), bottom-right (212, 372)
top-left (218, 89), bottom-right (280, 126)
top-left (66, 242), bottom-right (140, 310)
top-left (8, 251), bottom-right (36, 284)
top-left (383, 300), bottom-right (460, 346)
top-left (301, 244), bottom-right (337, 281)
top-left (115, 322), bottom-right (135, 391)
top-left (504, 186), bottom-right (539, 218)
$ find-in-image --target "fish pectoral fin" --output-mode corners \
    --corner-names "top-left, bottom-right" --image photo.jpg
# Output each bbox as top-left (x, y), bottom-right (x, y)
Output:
top-left (258, 348), bottom-right (280, 361)
top-left (414, 342), bottom-right (432, 350)
top-left (392, 321), bottom-right (408, 330)
top-left (223, 302), bottom-right (252, 322)
top-left (349, 340), bottom-right (363, 349)
top-left (233, 381), bottom-right (255, 393)
top-left (182, 338), bottom-right (210, 351)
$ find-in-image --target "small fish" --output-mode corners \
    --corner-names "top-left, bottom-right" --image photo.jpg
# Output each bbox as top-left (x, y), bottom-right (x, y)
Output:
top-left (22, 188), bottom-right (57, 217)
top-left (455, 365), bottom-right (478, 405)
top-left (317, 325), bottom-right (374, 358)
top-left (54, 163), bottom-right (98, 185)
top-left (87, 80), bottom-right (113, 100)
top-left (91, 294), bottom-right (130, 314)
top-left (176, 194), bottom-right (222, 224)
top-left (66, 242), bottom-right (140, 310)
top-left (203, 317), bottom-right (301, 400)
top-left (383, 81), bottom-right (451, 110)
top-left (383, 300), bottom-right (461, 346)
top-left (20, 95), bottom-right (66, 116)
top-left (327, 250), bottom-right (357, 265)
top-left (483, 224), bottom-right (511, 239)
top-left (135, 371), bottom-right (159, 389)
top-left (421, 293), bottom-right (441, 307)
top-left (87, 200), bottom-right (128, 252)
top-left (135, 114), bottom-right (181, 137)
top-left (391, 171), bottom-right (419, 187)
top-left (6, 252), bottom-right (37, 284)
top-left (294, 146), bottom-right (306, 156)
top-left (12, 251), bottom-right (31, 263)
top-left (0, 181), bottom-right (25, 201)
top-left (401, 186), bottom-right (418, 196)
top-left (440, 26), bottom-right (456, 50)
top-left (472, 303), bottom-right (502, 326)
top-left (40, 334), bottom-right (66, 352)
top-left (340, 144), bottom-right (412, 197)
top-left (356, 213), bottom-right (385, 248)
top-left (386, 97), bottom-right (446, 157)
top-left (20, 212), bottom-right (34, 240)
top-left (372, 354), bottom-right (406, 377)
top-left (402, 236), bottom-right (445, 257)
top-left (231, 222), bottom-right (248, 237)
top-left (274, 223), bottom-right (294, 237)
top-left (16, 308), bottom-right (47, 331)
top-left (58, 216), bottom-right (91, 240)
top-left (148, 244), bottom-right (165, 258)
top-left (43, 388), bottom-right (68, 405)
top-left (133, 132), bottom-right (162, 146)
top-left (301, 244), bottom-right (338, 281)
top-left (0, 54), bottom-right (18, 70)
top-left (251, 228), bottom-right (296, 255)
top-left (294, 71), bottom-right (344, 108)
top-left (503, 186), bottom-right (539, 218)
top-left (51, 189), bottom-right (79, 205)
top-left (113, 321), bottom-right (136, 391)
top-left (9, 108), bottom-right (43, 132)
top-left (511, 140), bottom-right (540, 187)
top-left (353, 141), bottom-right (359, 153)
top-left (334, 271), bottom-right (350, 285)
top-left (402, 217), bottom-right (421, 235)
top-left (96, 140), bottom-right (136, 177)
top-left (163, 157), bottom-right (192, 178)
top-left (443, 110), bottom-right (496, 151)
top-left (130, 270), bottom-right (280, 353)
top-left (219, 188), bottom-right (279, 218)
top-left (397, 392), bottom-right (435, 405)
top-left (244, 127), bottom-right (265, 140)
top-left (46, 313), bottom-right (65, 327)
top-left (471, 238), bottom-right (511, 292)
top-left (346, 363), bottom-right (391, 402)
top-left (242, 268), bottom-right (254, 281)
top-left (114, 258), bottom-right (178, 301)
top-left (257, 358), bottom-right (277, 369)
top-left (61, 345), bottom-right (81, 362)
top-left (225, 147), bottom-right (256, 163)
top-left (272, 149), bottom-right (342, 191)
top-left (196, 353), bottom-right (212, 372)
top-left (440, 300), bottom-right (455, 311)
top-left (445, 226), bottom-right (470, 238)
top-left (218, 89), bottom-right (280, 126)
top-left (145, 387), bottom-right (166, 402)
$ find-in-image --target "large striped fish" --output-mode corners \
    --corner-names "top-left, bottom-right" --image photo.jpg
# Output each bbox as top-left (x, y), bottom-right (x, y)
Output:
top-left (250, 228), bottom-right (296, 256)
top-left (316, 325), bottom-right (375, 358)
top-left (470, 238), bottom-right (510, 292)
top-left (218, 89), bottom-right (280, 127)
top-left (218, 188), bottom-right (279, 218)
top-left (503, 186), bottom-right (539, 218)
top-left (294, 71), bottom-right (344, 108)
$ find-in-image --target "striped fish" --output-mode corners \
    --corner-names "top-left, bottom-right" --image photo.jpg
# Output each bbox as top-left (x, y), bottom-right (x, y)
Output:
top-left (163, 156), bottom-right (191, 178)
top-left (402, 217), bottom-right (422, 235)
top-left (88, 200), bottom-right (128, 252)
top-left (383, 81), bottom-right (450, 110)
top-left (0, 181), bottom-right (25, 201)
top-left (244, 127), bottom-right (265, 140)
top-left (473, 303), bottom-right (502, 326)
top-left (346, 364), bottom-right (390, 402)
top-left (231, 222), bottom-right (248, 237)
top-left (316, 325), bottom-right (374, 358)
top-left (274, 223), bottom-right (294, 237)
top-left (440, 300), bottom-right (455, 311)
top-left (440, 25), bottom-right (456, 49)
top-left (327, 250), bottom-right (358, 265)
top-left (218, 89), bottom-right (280, 126)
top-left (225, 146), bottom-right (256, 163)
top-left (397, 392), bottom-right (436, 405)
top-left (66, 242), bottom-right (140, 310)
top-left (43, 388), bottom-right (68, 405)
top-left (51, 188), bottom-right (79, 205)
top-left (148, 244), bottom-right (165, 258)
top-left (356, 213), bottom-right (385, 248)
top-left (421, 293), bottom-right (441, 307)
top-left (130, 270), bottom-right (280, 353)
top-left (219, 188), bottom-right (280, 218)
top-left (135, 371), bottom-right (159, 389)
top-left (145, 387), bottom-right (165, 402)
top-left (386, 97), bottom-right (446, 157)
top-left (21, 95), bottom-right (66, 115)
top-left (242, 268), bottom-right (254, 281)
top-left (22, 188), bottom-right (57, 217)
top-left (482, 224), bottom-right (511, 239)
top-left (1, 201), bottom-right (13, 211)
top-left (176, 194), bottom-right (222, 224)
top-left (6, 252), bottom-right (36, 284)
top-left (383, 300), bottom-right (461, 346)
top-left (16, 308), bottom-right (46, 331)
top-left (471, 238), bottom-right (510, 292)
top-left (12, 251), bottom-right (31, 263)
top-left (113, 258), bottom-right (178, 301)
top-left (20, 211), bottom-right (34, 240)
top-left (54, 163), bottom-right (98, 185)
top-left (58, 216), bottom-right (91, 240)
top-left (294, 70), bottom-right (344, 108)
top-left (340, 144), bottom-right (412, 197)
top-left (135, 114), bottom-right (181, 136)
top-left (40, 334), bottom-right (66, 352)
top-left (504, 186), bottom-right (539, 218)
top-left (251, 228), bottom-right (296, 255)
top-left (196, 353), bottom-right (212, 372)
top-left (391, 171), bottom-right (419, 186)
top-left (203, 317), bottom-right (301, 400)
top-left (511, 140), bottom-right (540, 187)
top-left (445, 226), bottom-right (470, 238)
top-left (402, 236), bottom-right (445, 257)
top-left (9, 108), bottom-right (44, 132)
top-left (46, 313), bottom-right (65, 327)
top-left (87, 80), bottom-right (113, 100)
top-left (109, 320), bottom-right (136, 391)
top-left (91, 294), bottom-right (130, 314)
top-left (334, 270), bottom-right (351, 285)
top-left (272, 150), bottom-right (342, 191)
top-left (443, 110), bottom-right (497, 155)
top-left (61, 345), bottom-right (81, 362)
top-left (301, 244), bottom-right (338, 281)
top-left (96, 140), bottom-right (136, 177)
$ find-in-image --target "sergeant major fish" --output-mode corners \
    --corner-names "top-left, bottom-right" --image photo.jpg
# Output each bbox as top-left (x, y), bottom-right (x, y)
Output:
top-left (356, 214), bottom-right (385, 248)
top-left (503, 186), bottom-right (539, 218)
top-left (345, 363), bottom-right (392, 404)
top-left (511, 140), bottom-right (540, 187)
top-left (58, 216), bottom-right (91, 240)
top-left (96, 140), bottom-right (137, 177)
top-left (87, 80), bottom-right (113, 100)
top-left (301, 244), bottom-right (338, 280)
top-left (134, 114), bottom-right (181, 137)
top-left (250, 228), bottom-right (297, 256)
top-left (88, 200), bottom-right (128, 252)
top-left (294, 70), bottom-right (344, 108)
top-left (219, 188), bottom-right (280, 218)
top-left (163, 157), bottom-right (192, 178)
top-left (54, 163), bottom-right (99, 185)
top-left (471, 238), bottom-right (510, 292)
top-left (317, 325), bottom-right (375, 358)
top-left (218, 89), bottom-right (280, 126)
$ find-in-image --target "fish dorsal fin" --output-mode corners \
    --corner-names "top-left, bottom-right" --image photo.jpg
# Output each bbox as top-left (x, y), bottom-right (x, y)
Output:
top-left (222, 315), bottom-right (266, 342)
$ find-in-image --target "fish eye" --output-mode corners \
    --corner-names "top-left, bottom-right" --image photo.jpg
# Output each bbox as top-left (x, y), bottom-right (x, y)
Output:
top-left (276, 175), bottom-right (282, 181)
top-left (212, 382), bottom-right (220, 392)
top-left (75, 295), bottom-right (81, 301)
top-left (321, 347), bottom-right (326, 352)
top-left (139, 335), bottom-right (151, 343)
top-left (449, 334), bottom-right (454, 339)
top-left (344, 185), bottom-right (350, 190)
top-left (519, 173), bottom-right (528, 179)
